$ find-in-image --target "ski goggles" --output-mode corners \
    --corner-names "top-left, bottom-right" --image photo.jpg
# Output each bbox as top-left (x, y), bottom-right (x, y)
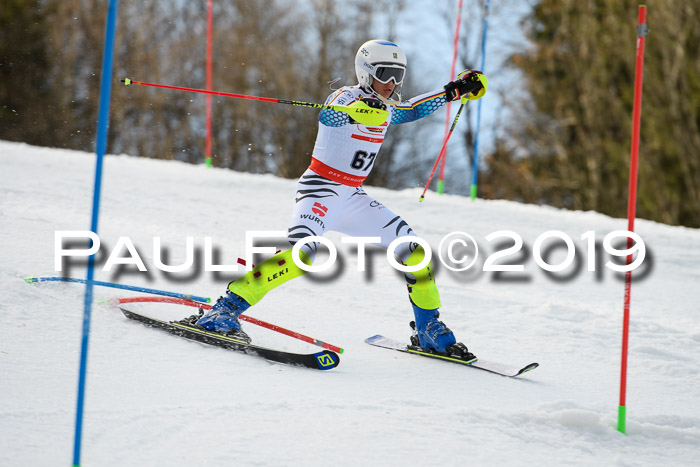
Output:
top-left (373, 65), bottom-right (405, 85)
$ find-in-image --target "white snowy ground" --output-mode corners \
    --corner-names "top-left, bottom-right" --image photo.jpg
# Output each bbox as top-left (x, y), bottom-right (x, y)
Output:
top-left (1, 140), bottom-right (700, 466)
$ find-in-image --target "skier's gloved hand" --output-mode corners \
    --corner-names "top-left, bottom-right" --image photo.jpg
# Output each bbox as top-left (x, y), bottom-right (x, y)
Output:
top-left (359, 97), bottom-right (387, 111)
top-left (347, 99), bottom-right (389, 126)
top-left (444, 70), bottom-right (488, 102)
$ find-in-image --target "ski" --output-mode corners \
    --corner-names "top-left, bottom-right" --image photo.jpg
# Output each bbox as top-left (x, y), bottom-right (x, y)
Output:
top-left (365, 335), bottom-right (538, 377)
top-left (120, 307), bottom-right (340, 370)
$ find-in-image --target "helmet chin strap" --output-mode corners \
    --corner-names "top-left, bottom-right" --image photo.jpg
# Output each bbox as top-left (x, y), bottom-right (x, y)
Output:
top-left (362, 80), bottom-right (401, 105)
top-left (376, 92), bottom-right (400, 105)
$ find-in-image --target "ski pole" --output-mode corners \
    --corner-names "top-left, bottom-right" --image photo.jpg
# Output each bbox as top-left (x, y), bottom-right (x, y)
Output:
top-left (121, 78), bottom-right (388, 126)
top-left (116, 296), bottom-right (344, 354)
top-left (419, 100), bottom-right (467, 201)
top-left (25, 276), bottom-right (211, 303)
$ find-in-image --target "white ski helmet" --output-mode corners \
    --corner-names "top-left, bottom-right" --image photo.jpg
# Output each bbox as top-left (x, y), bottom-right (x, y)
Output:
top-left (355, 40), bottom-right (407, 102)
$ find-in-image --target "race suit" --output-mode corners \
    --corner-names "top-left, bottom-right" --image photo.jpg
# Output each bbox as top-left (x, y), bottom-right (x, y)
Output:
top-left (228, 85), bottom-right (450, 309)
top-left (289, 84), bottom-right (448, 263)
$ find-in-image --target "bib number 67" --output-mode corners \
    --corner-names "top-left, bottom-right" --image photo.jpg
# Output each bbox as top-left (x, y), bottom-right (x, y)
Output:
top-left (351, 151), bottom-right (377, 171)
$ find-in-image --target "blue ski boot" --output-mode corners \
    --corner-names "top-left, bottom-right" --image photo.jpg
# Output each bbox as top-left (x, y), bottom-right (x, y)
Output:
top-left (410, 304), bottom-right (476, 362)
top-left (196, 290), bottom-right (252, 342)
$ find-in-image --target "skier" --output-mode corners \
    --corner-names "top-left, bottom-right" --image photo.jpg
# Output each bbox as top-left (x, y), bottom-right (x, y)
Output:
top-left (195, 39), bottom-right (488, 360)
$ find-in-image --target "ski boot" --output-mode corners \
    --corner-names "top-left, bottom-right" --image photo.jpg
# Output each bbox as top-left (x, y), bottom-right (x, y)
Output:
top-left (410, 304), bottom-right (476, 363)
top-left (195, 291), bottom-right (252, 343)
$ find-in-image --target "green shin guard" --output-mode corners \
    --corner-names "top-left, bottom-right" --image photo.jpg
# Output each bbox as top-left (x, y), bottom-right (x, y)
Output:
top-left (405, 246), bottom-right (441, 309)
top-left (228, 249), bottom-right (312, 306)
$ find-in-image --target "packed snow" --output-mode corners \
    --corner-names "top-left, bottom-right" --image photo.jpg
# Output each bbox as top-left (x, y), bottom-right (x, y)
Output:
top-left (1, 140), bottom-right (699, 466)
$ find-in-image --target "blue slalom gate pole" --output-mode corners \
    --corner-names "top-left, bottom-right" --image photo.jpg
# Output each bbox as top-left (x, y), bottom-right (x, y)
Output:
top-left (470, 0), bottom-right (490, 200)
top-left (26, 276), bottom-right (211, 303)
top-left (72, 1), bottom-right (118, 465)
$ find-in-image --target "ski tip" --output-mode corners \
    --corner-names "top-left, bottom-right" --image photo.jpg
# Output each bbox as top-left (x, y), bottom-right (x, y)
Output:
top-left (517, 362), bottom-right (539, 376)
top-left (23, 277), bottom-right (36, 284)
top-left (314, 350), bottom-right (340, 370)
top-left (364, 335), bottom-right (382, 344)
top-left (121, 77), bottom-right (132, 86)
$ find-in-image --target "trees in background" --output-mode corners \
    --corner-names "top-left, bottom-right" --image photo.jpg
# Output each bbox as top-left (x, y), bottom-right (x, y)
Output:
top-left (2, 0), bottom-right (699, 227)
top-left (1, 0), bottom-right (394, 175)
top-left (479, 0), bottom-right (700, 228)
top-left (0, 0), bottom-right (62, 146)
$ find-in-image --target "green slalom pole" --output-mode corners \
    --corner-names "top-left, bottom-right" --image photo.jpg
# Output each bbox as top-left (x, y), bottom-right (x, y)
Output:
top-left (617, 406), bottom-right (627, 433)
top-left (437, 179), bottom-right (445, 194)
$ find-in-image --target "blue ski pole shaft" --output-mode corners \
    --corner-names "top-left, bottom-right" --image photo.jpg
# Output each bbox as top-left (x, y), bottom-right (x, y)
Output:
top-left (25, 276), bottom-right (211, 303)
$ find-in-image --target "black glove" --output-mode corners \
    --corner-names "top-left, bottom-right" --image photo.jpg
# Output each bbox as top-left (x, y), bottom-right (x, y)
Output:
top-left (444, 71), bottom-right (484, 102)
top-left (359, 97), bottom-right (387, 111)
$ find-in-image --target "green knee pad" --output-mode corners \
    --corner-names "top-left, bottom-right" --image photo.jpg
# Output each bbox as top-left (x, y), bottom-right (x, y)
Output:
top-left (228, 248), bottom-right (311, 306)
top-left (405, 246), bottom-right (441, 309)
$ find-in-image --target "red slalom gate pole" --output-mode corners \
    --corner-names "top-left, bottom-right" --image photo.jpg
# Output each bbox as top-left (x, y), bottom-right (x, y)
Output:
top-left (116, 296), bottom-right (344, 354)
top-left (437, 0), bottom-right (464, 194)
top-left (205, 0), bottom-right (213, 168)
top-left (618, 4), bottom-right (649, 435)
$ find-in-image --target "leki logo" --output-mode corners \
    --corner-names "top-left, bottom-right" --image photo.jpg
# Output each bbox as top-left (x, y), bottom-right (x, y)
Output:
top-left (317, 354), bottom-right (336, 367)
top-left (312, 202), bottom-right (328, 217)
top-left (267, 267), bottom-right (289, 282)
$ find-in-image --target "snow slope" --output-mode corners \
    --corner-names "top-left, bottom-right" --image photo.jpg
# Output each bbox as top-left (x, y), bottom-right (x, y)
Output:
top-left (1, 140), bottom-right (699, 466)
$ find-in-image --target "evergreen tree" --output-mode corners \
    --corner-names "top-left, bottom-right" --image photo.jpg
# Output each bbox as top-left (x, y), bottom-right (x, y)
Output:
top-left (482, 0), bottom-right (700, 228)
top-left (0, 0), bottom-right (58, 145)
